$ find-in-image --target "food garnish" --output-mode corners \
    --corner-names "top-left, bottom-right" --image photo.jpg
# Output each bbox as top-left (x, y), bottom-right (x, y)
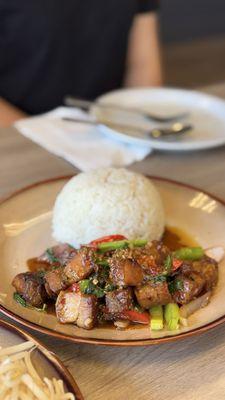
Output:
top-left (13, 293), bottom-right (47, 313)
top-left (150, 305), bottom-right (164, 330)
top-left (97, 239), bottom-right (147, 253)
top-left (89, 235), bottom-right (127, 247)
top-left (164, 303), bottom-right (180, 331)
top-left (173, 247), bottom-right (204, 261)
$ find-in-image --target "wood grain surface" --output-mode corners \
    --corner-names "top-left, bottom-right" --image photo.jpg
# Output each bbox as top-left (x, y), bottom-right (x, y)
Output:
top-left (1, 83), bottom-right (225, 400)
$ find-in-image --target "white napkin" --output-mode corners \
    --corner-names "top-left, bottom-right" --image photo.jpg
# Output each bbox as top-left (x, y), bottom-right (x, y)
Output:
top-left (15, 107), bottom-right (152, 171)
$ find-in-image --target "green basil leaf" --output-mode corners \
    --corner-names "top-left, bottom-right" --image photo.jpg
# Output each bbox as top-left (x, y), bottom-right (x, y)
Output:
top-left (13, 292), bottom-right (26, 307)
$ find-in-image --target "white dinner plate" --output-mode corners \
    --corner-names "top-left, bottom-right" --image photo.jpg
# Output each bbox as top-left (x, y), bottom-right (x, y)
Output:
top-left (93, 87), bottom-right (225, 151)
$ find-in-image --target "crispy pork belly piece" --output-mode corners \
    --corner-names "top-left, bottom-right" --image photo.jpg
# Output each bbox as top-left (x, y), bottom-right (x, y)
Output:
top-left (105, 288), bottom-right (134, 318)
top-left (109, 254), bottom-right (143, 287)
top-left (172, 273), bottom-right (205, 304)
top-left (12, 272), bottom-right (47, 307)
top-left (38, 243), bottom-right (76, 267)
top-left (44, 267), bottom-right (68, 298)
top-left (181, 257), bottom-right (218, 291)
top-left (133, 241), bottom-right (170, 276)
top-left (135, 281), bottom-right (172, 309)
top-left (64, 247), bottom-right (95, 282)
top-left (56, 288), bottom-right (98, 329)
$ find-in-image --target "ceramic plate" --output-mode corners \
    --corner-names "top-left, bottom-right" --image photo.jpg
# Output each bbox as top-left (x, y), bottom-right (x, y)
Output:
top-left (0, 176), bottom-right (225, 346)
top-left (93, 87), bottom-right (225, 151)
top-left (0, 318), bottom-right (83, 399)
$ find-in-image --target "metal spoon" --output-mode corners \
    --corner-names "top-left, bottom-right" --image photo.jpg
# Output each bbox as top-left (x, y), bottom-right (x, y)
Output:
top-left (64, 96), bottom-right (190, 123)
top-left (62, 117), bottom-right (193, 140)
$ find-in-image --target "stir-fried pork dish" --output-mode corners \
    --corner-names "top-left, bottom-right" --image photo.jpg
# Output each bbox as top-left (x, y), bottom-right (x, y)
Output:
top-left (12, 235), bottom-right (219, 331)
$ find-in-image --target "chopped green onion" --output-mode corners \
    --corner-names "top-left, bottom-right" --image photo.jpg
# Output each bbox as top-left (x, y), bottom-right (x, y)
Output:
top-left (164, 303), bottom-right (180, 330)
top-left (173, 247), bottom-right (204, 261)
top-left (150, 305), bottom-right (164, 330)
top-left (98, 239), bottom-right (147, 253)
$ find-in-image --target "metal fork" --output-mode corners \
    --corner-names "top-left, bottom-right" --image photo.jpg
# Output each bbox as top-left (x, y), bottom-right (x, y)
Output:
top-left (64, 96), bottom-right (189, 123)
top-left (62, 117), bottom-right (193, 140)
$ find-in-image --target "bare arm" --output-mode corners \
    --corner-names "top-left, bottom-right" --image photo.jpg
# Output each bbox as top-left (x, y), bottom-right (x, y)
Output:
top-left (0, 98), bottom-right (27, 128)
top-left (124, 12), bottom-right (163, 87)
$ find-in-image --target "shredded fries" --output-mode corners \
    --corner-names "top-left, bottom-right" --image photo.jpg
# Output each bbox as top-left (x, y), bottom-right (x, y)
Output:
top-left (0, 341), bottom-right (75, 400)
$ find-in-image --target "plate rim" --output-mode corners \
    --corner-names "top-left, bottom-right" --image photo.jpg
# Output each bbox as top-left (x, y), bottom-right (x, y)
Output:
top-left (96, 86), bottom-right (225, 151)
top-left (0, 174), bottom-right (225, 347)
top-left (0, 318), bottom-right (84, 399)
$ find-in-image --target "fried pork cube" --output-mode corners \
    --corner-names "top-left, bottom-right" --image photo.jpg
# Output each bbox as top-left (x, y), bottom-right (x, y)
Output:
top-left (135, 281), bottom-right (172, 309)
top-left (44, 267), bottom-right (68, 298)
top-left (172, 273), bottom-right (205, 304)
top-left (56, 288), bottom-right (98, 329)
top-left (64, 247), bottom-right (95, 282)
top-left (105, 288), bottom-right (134, 319)
top-left (181, 257), bottom-right (218, 291)
top-left (133, 241), bottom-right (170, 276)
top-left (12, 272), bottom-right (47, 307)
top-left (109, 252), bottom-right (143, 287)
top-left (38, 243), bottom-right (76, 267)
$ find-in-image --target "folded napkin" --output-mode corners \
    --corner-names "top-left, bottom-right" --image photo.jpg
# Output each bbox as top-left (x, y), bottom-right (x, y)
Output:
top-left (15, 107), bottom-right (152, 171)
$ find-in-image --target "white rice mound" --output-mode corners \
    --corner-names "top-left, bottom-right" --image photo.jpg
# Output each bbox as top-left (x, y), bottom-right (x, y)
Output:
top-left (52, 168), bottom-right (165, 247)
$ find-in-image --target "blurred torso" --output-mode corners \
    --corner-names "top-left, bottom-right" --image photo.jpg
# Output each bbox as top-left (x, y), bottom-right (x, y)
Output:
top-left (0, 0), bottom-right (137, 113)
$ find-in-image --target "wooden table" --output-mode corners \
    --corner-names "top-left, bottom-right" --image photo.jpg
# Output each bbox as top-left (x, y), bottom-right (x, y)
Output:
top-left (1, 84), bottom-right (225, 400)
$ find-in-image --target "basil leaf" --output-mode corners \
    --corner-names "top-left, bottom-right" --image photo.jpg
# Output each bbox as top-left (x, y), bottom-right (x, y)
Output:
top-left (13, 292), bottom-right (47, 312)
top-left (168, 279), bottom-right (184, 293)
top-left (104, 283), bottom-right (116, 293)
top-left (46, 248), bottom-right (60, 263)
top-left (36, 270), bottom-right (46, 279)
top-left (79, 279), bottom-right (105, 298)
top-left (79, 279), bottom-right (91, 293)
top-left (13, 292), bottom-right (26, 307)
top-left (153, 275), bottom-right (167, 283)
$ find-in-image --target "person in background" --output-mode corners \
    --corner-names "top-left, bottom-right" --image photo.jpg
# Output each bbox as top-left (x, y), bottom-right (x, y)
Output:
top-left (0, 0), bottom-right (162, 127)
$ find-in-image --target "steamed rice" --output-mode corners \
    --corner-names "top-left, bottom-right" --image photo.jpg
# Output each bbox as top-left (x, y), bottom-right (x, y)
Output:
top-left (52, 168), bottom-right (165, 247)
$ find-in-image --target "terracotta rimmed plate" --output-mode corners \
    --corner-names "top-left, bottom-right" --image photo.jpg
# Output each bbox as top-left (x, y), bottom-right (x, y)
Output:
top-left (0, 176), bottom-right (225, 347)
top-left (0, 318), bottom-right (83, 399)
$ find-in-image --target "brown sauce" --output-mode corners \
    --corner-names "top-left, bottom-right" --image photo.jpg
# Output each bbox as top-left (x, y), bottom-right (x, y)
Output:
top-left (162, 226), bottom-right (198, 251)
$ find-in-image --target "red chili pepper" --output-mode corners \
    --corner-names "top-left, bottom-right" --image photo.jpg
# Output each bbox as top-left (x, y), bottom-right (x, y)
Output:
top-left (172, 258), bottom-right (183, 271)
top-left (121, 310), bottom-right (150, 325)
top-left (89, 234), bottom-right (127, 247)
top-left (68, 283), bottom-right (80, 293)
